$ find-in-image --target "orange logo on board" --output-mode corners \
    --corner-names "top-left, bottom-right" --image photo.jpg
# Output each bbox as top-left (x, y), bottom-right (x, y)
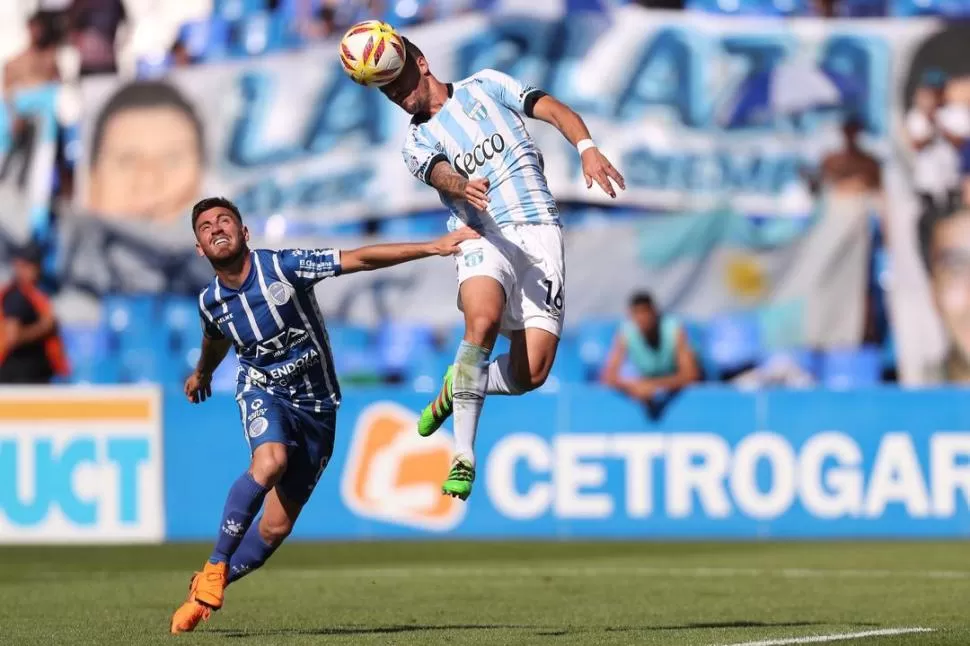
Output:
top-left (340, 402), bottom-right (466, 532)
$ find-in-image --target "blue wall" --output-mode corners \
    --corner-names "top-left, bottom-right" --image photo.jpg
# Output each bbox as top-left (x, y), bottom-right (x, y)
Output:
top-left (164, 386), bottom-right (970, 540)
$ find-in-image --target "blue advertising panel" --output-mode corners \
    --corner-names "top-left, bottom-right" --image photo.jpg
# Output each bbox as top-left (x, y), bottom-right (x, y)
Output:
top-left (164, 386), bottom-right (970, 540)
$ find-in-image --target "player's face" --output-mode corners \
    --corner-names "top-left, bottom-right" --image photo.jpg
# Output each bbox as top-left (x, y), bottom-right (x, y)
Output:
top-left (380, 56), bottom-right (429, 115)
top-left (930, 211), bottom-right (970, 370)
top-left (88, 105), bottom-right (202, 222)
top-left (631, 303), bottom-right (657, 335)
top-left (194, 207), bottom-right (249, 266)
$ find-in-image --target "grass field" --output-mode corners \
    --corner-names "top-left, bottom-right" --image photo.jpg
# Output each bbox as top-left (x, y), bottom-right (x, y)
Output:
top-left (1, 541), bottom-right (968, 645)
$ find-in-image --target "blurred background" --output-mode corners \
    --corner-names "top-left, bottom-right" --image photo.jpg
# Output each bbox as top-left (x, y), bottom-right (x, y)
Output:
top-left (1, 0), bottom-right (970, 545)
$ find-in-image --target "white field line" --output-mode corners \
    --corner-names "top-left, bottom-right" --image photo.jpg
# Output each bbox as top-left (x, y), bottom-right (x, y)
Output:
top-left (714, 627), bottom-right (935, 646)
top-left (288, 564), bottom-right (970, 580)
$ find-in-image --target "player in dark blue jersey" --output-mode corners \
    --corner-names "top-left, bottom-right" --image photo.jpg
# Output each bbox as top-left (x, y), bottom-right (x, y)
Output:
top-left (171, 197), bottom-right (476, 634)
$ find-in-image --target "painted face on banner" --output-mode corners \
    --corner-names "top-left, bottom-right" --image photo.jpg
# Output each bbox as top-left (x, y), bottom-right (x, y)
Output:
top-left (87, 84), bottom-right (203, 223)
top-left (929, 210), bottom-right (970, 377)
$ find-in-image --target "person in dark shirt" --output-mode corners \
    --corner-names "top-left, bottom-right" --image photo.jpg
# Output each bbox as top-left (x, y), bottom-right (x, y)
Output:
top-left (0, 243), bottom-right (68, 383)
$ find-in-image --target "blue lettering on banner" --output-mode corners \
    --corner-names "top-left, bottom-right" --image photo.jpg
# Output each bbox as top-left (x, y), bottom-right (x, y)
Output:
top-left (615, 28), bottom-right (706, 128)
top-left (232, 168), bottom-right (374, 219)
top-left (0, 437), bottom-right (151, 527)
top-left (227, 69), bottom-right (389, 170)
top-left (622, 148), bottom-right (801, 194)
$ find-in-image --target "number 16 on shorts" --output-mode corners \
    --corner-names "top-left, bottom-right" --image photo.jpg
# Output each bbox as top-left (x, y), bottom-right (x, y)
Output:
top-left (542, 279), bottom-right (563, 313)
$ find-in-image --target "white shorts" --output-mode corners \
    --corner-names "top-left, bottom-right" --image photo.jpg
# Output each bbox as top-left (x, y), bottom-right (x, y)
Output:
top-left (455, 223), bottom-right (565, 338)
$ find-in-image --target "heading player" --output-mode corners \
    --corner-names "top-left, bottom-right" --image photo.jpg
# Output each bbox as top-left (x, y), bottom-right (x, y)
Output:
top-left (377, 37), bottom-right (625, 501)
top-left (170, 197), bottom-right (476, 633)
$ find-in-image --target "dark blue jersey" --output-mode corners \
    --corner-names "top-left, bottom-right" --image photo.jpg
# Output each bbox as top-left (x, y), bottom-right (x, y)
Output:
top-left (198, 248), bottom-right (342, 411)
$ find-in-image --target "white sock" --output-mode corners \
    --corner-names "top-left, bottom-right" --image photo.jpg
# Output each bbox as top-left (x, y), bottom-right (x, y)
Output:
top-left (486, 354), bottom-right (524, 395)
top-left (452, 341), bottom-right (490, 466)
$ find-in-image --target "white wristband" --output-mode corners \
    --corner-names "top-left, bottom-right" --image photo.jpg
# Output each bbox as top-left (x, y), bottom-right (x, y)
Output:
top-left (576, 139), bottom-right (596, 155)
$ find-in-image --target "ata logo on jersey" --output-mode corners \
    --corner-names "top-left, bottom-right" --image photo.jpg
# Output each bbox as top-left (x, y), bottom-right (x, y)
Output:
top-left (340, 402), bottom-right (466, 532)
top-left (254, 328), bottom-right (309, 358)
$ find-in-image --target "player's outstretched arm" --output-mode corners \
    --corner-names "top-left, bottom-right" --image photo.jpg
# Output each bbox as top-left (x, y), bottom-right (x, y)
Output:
top-left (185, 335), bottom-right (232, 403)
top-left (531, 95), bottom-right (625, 198)
top-left (340, 227), bottom-right (480, 274)
top-left (429, 162), bottom-right (491, 211)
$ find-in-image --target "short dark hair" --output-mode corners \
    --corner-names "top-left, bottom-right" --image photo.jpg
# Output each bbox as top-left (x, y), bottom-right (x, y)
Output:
top-left (191, 197), bottom-right (243, 231)
top-left (401, 36), bottom-right (424, 62)
top-left (629, 291), bottom-right (655, 309)
top-left (90, 80), bottom-right (205, 166)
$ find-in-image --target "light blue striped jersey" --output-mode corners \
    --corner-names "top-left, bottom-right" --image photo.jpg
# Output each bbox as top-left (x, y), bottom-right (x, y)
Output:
top-left (198, 248), bottom-right (341, 411)
top-left (402, 69), bottom-right (560, 231)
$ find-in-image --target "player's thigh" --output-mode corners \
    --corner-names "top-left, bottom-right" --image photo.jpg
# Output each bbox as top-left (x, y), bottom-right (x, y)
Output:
top-left (455, 233), bottom-right (512, 326)
top-left (237, 391), bottom-right (297, 454)
top-left (275, 407), bottom-right (336, 508)
top-left (459, 276), bottom-right (505, 346)
top-left (513, 224), bottom-right (566, 335)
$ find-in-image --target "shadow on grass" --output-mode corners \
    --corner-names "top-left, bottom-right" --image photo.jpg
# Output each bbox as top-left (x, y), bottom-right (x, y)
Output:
top-left (209, 624), bottom-right (536, 638)
top-left (210, 619), bottom-right (881, 638)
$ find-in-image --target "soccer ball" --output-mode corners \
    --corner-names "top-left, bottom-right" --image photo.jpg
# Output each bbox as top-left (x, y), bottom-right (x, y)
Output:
top-left (338, 20), bottom-right (407, 88)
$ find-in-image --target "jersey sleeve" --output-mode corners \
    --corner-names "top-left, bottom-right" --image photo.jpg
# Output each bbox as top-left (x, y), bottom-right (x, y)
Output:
top-left (276, 248), bottom-right (342, 289)
top-left (474, 68), bottom-right (547, 118)
top-left (403, 126), bottom-right (447, 186)
top-left (197, 292), bottom-right (225, 340)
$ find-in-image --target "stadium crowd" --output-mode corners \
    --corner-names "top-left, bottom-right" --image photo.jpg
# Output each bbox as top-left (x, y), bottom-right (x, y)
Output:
top-left (2, 0), bottom-right (970, 391)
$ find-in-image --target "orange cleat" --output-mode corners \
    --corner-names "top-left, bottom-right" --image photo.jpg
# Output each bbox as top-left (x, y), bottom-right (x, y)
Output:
top-left (169, 561), bottom-right (228, 634)
top-left (170, 600), bottom-right (211, 634)
top-left (189, 561), bottom-right (228, 609)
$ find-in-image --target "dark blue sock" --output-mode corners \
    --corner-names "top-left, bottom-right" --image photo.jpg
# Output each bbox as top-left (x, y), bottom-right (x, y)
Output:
top-left (209, 472), bottom-right (269, 564)
top-left (228, 521), bottom-right (279, 584)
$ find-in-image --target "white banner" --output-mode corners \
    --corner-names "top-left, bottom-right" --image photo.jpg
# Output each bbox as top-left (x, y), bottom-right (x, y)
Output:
top-left (0, 387), bottom-right (165, 544)
top-left (73, 9), bottom-right (912, 231)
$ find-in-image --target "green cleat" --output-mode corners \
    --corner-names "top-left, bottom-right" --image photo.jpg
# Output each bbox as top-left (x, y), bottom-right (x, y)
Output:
top-left (417, 365), bottom-right (454, 437)
top-left (442, 457), bottom-right (475, 501)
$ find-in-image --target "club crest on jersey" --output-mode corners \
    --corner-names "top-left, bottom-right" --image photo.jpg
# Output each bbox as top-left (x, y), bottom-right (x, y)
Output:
top-left (462, 100), bottom-right (487, 121)
top-left (267, 282), bottom-right (291, 306)
top-left (463, 249), bottom-right (484, 267)
top-left (248, 416), bottom-right (269, 439)
top-left (407, 154), bottom-right (420, 175)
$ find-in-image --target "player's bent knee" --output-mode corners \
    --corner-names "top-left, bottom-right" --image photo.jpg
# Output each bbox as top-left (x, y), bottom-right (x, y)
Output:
top-left (250, 443), bottom-right (288, 487)
top-left (464, 314), bottom-right (501, 347)
top-left (258, 517), bottom-right (293, 547)
top-left (525, 362), bottom-right (552, 391)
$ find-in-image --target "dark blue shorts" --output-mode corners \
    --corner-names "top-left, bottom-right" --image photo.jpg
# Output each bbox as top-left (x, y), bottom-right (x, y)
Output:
top-left (236, 391), bottom-right (336, 506)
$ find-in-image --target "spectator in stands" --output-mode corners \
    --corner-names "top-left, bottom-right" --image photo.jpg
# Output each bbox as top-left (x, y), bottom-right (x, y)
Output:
top-left (300, 3), bottom-right (338, 40)
top-left (600, 292), bottom-right (701, 403)
top-left (905, 70), bottom-right (964, 215)
top-left (68, 0), bottom-right (124, 76)
top-left (1, 12), bottom-right (61, 189)
top-left (85, 81), bottom-right (204, 223)
top-left (919, 203), bottom-right (970, 383)
top-left (0, 243), bottom-right (69, 384)
top-left (820, 116), bottom-right (882, 199)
